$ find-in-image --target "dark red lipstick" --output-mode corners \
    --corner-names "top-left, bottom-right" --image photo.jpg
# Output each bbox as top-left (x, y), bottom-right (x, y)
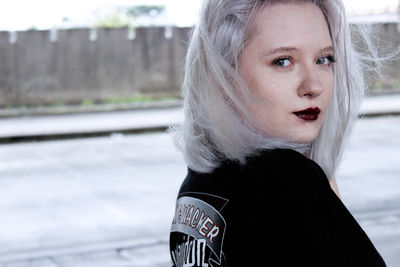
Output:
top-left (293, 107), bottom-right (321, 121)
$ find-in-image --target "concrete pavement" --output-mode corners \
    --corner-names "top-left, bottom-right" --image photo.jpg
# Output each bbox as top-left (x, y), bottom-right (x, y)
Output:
top-left (0, 132), bottom-right (184, 267)
top-left (359, 93), bottom-right (400, 117)
top-left (0, 107), bottom-right (183, 144)
top-left (0, 116), bottom-right (400, 266)
top-left (0, 94), bottom-right (399, 143)
top-left (0, 94), bottom-right (399, 266)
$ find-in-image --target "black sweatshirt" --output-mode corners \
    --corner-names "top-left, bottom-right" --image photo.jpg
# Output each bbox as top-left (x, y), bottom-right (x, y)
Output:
top-left (169, 149), bottom-right (386, 267)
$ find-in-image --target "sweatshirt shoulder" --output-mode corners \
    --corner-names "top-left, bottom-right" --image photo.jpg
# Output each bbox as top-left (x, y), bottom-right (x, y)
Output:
top-left (238, 149), bottom-right (330, 205)
top-left (178, 148), bottom-right (328, 203)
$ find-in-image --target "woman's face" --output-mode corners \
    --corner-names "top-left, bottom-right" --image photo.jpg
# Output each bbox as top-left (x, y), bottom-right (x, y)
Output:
top-left (239, 2), bottom-right (334, 143)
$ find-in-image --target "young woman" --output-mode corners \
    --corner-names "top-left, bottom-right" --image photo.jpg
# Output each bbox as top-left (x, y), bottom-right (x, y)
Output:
top-left (170, 0), bottom-right (386, 266)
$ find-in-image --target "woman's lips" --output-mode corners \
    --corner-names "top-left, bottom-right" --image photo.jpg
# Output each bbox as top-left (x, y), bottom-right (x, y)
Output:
top-left (293, 107), bottom-right (321, 121)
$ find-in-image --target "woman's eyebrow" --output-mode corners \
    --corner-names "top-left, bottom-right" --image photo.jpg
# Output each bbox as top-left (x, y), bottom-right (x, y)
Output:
top-left (320, 46), bottom-right (334, 53)
top-left (263, 46), bottom-right (334, 57)
top-left (265, 46), bottom-right (299, 56)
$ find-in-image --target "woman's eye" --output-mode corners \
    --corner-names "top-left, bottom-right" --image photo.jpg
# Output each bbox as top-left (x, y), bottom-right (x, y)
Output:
top-left (273, 58), bottom-right (291, 67)
top-left (317, 56), bottom-right (336, 65)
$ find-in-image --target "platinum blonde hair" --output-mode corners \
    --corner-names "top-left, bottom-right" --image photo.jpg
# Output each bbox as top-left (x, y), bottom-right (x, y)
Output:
top-left (171, 0), bottom-right (378, 179)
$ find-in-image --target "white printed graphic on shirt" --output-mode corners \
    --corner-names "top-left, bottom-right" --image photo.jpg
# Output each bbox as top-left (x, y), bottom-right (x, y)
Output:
top-left (171, 196), bottom-right (227, 266)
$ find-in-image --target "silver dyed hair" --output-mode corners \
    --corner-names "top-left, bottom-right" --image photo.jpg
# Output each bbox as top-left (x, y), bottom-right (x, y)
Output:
top-left (171, 0), bottom-right (377, 179)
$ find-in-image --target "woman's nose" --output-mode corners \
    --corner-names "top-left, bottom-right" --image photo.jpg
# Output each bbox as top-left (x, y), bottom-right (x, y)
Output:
top-left (297, 67), bottom-right (324, 98)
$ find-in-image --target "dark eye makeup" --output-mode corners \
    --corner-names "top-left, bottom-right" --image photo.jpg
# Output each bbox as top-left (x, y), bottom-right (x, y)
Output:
top-left (273, 57), bottom-right (292, 67)
top-left (317, 55), bottom-right (336, 65)
top-left (272, 55), bottom-right (336, 68)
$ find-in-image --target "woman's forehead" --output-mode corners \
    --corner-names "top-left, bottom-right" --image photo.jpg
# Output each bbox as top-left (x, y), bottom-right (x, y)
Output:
top-left (248, 2), bottom-right (332, 52)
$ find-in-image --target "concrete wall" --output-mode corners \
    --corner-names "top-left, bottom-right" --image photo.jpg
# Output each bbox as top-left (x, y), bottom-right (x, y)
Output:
top-left (0, 27), bottom-right (191, 107)
top-left (0, 24), bottom-right (399, 107)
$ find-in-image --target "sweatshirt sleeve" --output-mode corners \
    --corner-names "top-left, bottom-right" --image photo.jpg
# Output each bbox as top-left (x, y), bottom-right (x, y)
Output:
top-left (232, 149), bottom-right (386, 267)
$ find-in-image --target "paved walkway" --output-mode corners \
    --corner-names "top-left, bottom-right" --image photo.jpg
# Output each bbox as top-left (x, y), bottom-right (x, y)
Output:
top-left (359, 93), bottom-right (400, 116)
top-left (0, 94), bottom-right (399, 266)
top-left (0, 108), bottom-right (182, 143)
top-left (0, 94), bottom-right (399, 143)
top-left (1, 116), bottom-right (400, 266)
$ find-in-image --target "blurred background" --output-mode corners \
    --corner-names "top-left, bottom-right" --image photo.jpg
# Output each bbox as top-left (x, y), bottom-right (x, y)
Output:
top-left (0, 0), bottom-right (399, 266)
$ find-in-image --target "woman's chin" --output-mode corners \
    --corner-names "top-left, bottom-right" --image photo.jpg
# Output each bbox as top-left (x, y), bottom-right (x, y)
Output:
top-left (284, 132), bottom-right (319, 144)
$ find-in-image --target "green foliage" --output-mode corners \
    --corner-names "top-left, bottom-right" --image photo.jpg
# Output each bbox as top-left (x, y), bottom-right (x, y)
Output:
top-left (105, 95), bottom-right (177, 104)
top-left (91, 5), bottom-right (165, 28)
top-left (81, 99), bottom-right (95, 106)
top-left (126, 5), bottom-right (165, 17)
top-left (93, 12), bottom-right (131, 28)
top-left (54, 101), bottom-right (66, 107)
